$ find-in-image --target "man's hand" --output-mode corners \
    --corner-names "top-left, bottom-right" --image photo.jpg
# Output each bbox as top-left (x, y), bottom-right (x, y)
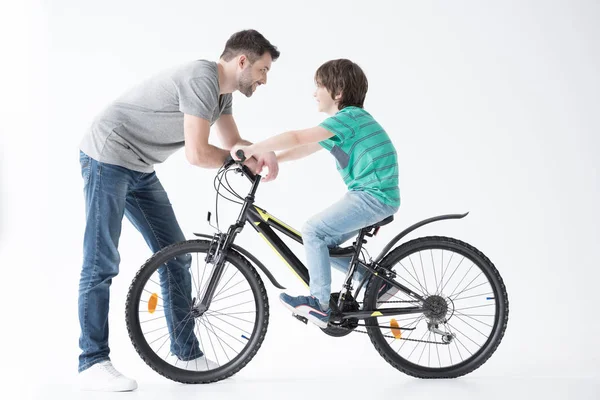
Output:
top-left (255, 151), bottom-right (279, 182)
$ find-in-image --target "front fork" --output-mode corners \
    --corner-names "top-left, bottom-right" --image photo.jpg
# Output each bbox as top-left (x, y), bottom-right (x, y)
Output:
top-left (193, 233), bottom-right (230, 314)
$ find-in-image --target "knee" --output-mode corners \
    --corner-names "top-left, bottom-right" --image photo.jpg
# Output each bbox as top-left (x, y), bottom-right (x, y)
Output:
top-left (301, 219), bottom-right (323, 241)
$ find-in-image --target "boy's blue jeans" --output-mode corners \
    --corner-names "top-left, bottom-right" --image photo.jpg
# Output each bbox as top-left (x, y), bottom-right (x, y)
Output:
top-left (302, 191), bottom-right (399, 307)
top-left (78, 151), bottom-right (201, 372)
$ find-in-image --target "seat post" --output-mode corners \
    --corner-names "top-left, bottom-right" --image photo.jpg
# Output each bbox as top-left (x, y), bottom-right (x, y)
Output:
top-left (337, 228), bottom-right (368, 310)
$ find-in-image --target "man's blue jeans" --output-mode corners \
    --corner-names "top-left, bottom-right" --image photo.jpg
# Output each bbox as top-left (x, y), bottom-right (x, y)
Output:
top-left (78, 151), bottom-right (201, 372)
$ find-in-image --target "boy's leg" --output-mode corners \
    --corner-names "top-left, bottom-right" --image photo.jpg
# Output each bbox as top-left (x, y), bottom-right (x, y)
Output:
top-left (124, 172), bottom-right (201, 360)
top-left (78, 153), bottom-right (134, 372)
top-left (302, 191), bottom-right (398, 308)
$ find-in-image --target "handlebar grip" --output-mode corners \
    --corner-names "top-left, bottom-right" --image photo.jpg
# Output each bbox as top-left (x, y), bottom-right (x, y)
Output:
top-left (236, 149), bottom-right (246, 162)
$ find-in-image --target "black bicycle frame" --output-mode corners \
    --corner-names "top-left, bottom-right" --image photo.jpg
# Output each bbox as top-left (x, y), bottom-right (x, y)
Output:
top-left (198, 165), bottom-right (426, 320)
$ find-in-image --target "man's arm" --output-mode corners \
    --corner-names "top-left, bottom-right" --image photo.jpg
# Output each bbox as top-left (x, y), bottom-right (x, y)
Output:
top-left (215, 114), bottom-right (252, 149)
top-left (184, 114), bottom-right (229, 168)
top-left (277, 143), bottom-right (322, 162)
top-left (217, 114), bottom-right (280, 181)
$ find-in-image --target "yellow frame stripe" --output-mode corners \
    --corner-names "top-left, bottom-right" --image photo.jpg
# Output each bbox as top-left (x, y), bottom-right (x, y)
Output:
top-left (257, 232), bottom-right (309, 288)
top-left (255, 207), bottom-right (302, 237)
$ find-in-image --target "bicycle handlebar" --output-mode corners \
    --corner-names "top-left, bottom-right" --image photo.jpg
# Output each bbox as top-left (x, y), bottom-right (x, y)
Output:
top-left (222, 152), bottom-right (258, 184)
top-left (236, 149), bottom-right (246, 162)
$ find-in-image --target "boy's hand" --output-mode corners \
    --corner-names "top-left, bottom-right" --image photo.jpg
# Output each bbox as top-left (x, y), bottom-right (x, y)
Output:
top-left (256, 152), bottom-right (279, 182)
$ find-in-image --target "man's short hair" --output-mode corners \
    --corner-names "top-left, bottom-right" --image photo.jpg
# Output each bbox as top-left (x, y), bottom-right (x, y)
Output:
top-left (220, 30), bottom-right (280, 63)
top-left (315, 59), bottom-right (368, 109)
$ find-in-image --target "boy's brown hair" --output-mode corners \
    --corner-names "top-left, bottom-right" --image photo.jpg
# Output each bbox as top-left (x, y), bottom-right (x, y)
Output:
top-left (314, 59), bottom-right (368, 109)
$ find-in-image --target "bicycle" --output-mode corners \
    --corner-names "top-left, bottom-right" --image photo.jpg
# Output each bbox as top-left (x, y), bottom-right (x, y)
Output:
top-left (125, 152), bottom-right (508, 383)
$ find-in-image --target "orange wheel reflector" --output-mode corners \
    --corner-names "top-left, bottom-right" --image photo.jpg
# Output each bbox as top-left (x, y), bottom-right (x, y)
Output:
top-left (390, 318), bottom-right (402, 339)
top-left (148, 293), bottom-right (158, 314)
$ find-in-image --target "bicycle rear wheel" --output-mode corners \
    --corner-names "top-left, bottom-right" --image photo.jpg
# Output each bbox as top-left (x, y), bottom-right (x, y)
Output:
top-left (125, 239), bottom-right (269, 383)
top-left (364, 236), bottom-right (508, 378)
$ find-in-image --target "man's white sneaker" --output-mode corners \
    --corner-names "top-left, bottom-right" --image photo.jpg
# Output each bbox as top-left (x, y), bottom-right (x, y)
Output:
top-left (79, 360), bottom-right (138, 392)
top-left (168, 354), bottom-right (220, 371)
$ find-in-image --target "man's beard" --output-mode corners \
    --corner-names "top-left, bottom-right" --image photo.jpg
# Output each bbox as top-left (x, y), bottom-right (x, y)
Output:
top-left (239, 67), bottom-right (256, 97)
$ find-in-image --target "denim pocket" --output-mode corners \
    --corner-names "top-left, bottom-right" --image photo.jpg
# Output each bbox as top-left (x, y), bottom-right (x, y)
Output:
top-left (79, 151), bottom-right (91, 186)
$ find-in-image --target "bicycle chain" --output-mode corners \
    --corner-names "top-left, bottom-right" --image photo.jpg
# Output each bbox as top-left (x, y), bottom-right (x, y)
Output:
top-left (332, 299), bottom-right (450, 345)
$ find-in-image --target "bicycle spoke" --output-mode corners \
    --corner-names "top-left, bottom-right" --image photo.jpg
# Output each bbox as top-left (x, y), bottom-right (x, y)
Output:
top-left (452, 314), bottom-right (490, 338)
top-left (446, 321), bottom-right (481, 348)
top-left (213, 267), bottom-right (240, 299)
top-left (211, 289), bottom-right (252, 303)
top-left (398, 261), bottom-right (428, 296)
top-left (408, 255), bottom-right (430, 296)
top-left (407, 329), bottom-right (429, 360)
top-left (199, 317), bottom-right (247, 346)
top-left (418, 252), bottom-right (428, 294)
top-left (453, 291), bottom-right (493, 301)
top-left (451, 281), bottom-right (489, 300)
top-left (431, 250), bottom-right (439, 296)
top-left (455, 304), bottom-right (494, 312)
top-left (428, 332), bottom-right (431, 367)
top-left (201, 314), bottom-right (220, 367)
top-left (204, 315), bottom-right (231, 363)
top-left (435, 336), bottom-right (441, 367)
top-left (397, 315), bottom-right (425, 352)
top-left (142, 324), bottom-right (171, 335)
top-left (453, 311), bottom-right (494, 328)
top-left (197, 317), bottom-right (241, 353)
top-left (439, 256), bottom-right (466, 294)
top-left (206, 310), bottom-right (255, 324)
top-left (194, 321), bottom-right (210, 370)
top-left (212, 279), bottom-right (245, 301)
top-left (449, 272), bottom-right (482, 299)
top-left (212, 300), bottom-right (254, 313)
top-left (205, 312), bottom-right (253, 336)
top-left (446, 263), bottom-right (474, 299)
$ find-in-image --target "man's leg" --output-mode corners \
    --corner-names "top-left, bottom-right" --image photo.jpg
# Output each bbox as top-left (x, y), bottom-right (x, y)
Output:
top-left (78, 153), bottom-right (133, 372)
top-left (124, 171), bottom-right (201, 361)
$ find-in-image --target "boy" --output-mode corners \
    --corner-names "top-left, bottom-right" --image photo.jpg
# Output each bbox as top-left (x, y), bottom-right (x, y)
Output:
top-left (231, 59), bottom-right (400, 328)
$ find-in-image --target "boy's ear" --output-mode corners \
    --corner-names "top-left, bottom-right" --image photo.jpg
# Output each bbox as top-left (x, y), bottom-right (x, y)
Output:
top-left (334, 91), bottom-right (343, 102)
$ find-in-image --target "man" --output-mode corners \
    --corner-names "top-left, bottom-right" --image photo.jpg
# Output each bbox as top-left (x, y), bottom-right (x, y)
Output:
top-left (77, 29), bottom-right (280, 391)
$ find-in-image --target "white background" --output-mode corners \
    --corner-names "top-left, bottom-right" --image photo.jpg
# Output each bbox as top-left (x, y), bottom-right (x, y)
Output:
top-left (1, 0), bottom-right (598, 399)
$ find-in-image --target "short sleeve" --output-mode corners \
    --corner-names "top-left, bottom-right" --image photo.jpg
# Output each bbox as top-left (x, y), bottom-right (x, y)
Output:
top-left (318, 111), bottom-right (357, 143)
top-left (221, 94), bottom-right (233, 115)
top-left (176, 77), bottom-right (218, 120)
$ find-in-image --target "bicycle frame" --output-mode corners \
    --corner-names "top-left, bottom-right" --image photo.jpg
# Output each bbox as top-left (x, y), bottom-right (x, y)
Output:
top-left (194, 164), bottom-right (428, 321)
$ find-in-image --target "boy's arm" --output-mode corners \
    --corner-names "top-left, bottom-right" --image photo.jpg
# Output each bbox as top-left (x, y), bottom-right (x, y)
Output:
top-left (277, 143), bottom-right (322, 163)
top-left (232, 126), bottom-right (333, 160)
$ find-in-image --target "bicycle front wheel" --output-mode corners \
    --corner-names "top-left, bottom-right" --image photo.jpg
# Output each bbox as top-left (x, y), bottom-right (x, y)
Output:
top-left (125, 239), bottom-right (269, 383)
top-left (364, 236), bottom-right (508, 378)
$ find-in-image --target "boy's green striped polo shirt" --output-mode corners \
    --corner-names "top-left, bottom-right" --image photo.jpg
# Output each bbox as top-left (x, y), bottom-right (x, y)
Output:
top-left (318, 106), bottom-right (400, 207)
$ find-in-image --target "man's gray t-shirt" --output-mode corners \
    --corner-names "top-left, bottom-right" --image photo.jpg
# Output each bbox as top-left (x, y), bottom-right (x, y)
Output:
top-left (80, 60), bottom-right (232, 173)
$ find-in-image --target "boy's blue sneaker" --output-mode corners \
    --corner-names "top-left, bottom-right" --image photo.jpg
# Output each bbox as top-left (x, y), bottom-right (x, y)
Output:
top-left (279, 293), bottom-right (330, 328)
top-left (377, 280), bottom-right (400, 307)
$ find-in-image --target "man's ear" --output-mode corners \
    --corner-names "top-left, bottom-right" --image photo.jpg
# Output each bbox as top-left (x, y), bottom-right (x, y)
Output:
top-left (334, 91), bottom-right (343, 102)
top-left (238, 55), bottom-right (248, 69)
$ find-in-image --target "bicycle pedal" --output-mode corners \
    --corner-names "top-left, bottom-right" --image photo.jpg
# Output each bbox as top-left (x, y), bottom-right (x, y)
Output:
top-left (292, 313), bottom-right (308, 324)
